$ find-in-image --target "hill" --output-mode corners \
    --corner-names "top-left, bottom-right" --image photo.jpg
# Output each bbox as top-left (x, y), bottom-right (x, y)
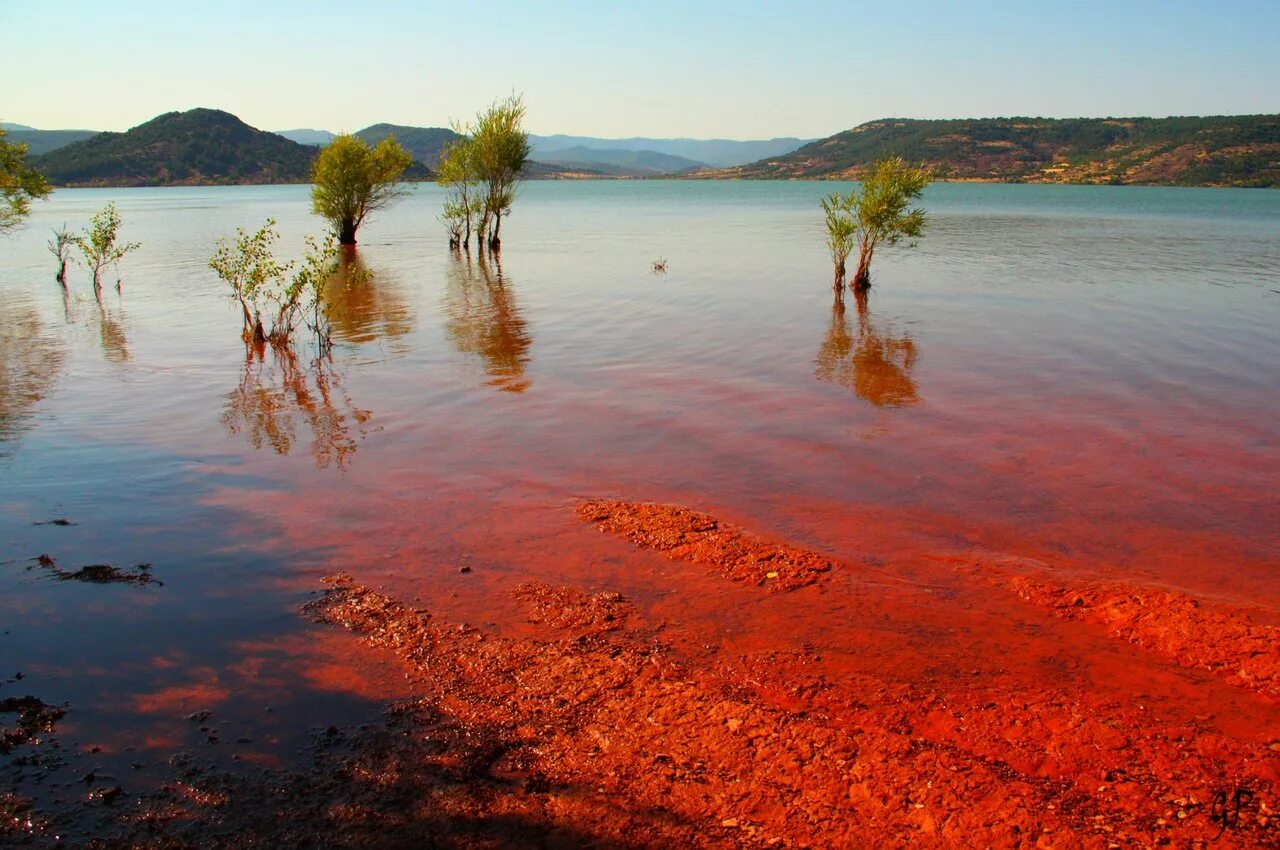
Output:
top-left (32, 109), bottom-right (319, 187)
top-left (354, 124), bottom-right (460, 170)
top-left (274, 128), bottom-right (336, 146)
top-left (708, 115), bottom-right (1280, 186)
top-left (533, 145), bottom-right (705, 175)
top-left (2, 128), bottom-right (98, 155)
top-left (529, 134), bottom-right (812, 167)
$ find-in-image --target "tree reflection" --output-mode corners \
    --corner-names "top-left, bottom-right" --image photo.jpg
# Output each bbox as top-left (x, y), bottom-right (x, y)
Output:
top-left (324, 249), bottom-right (414, 346)
top-left (442, 252), bottom-right (532, 393)
top-left (0, 304), bottom-right (66, 453)
top-left (222, 345), bottom-right (373, 470)
top-left (95, 301), bottom-right (130, 364)
top-left (815, 289), bottom-right (920, 408)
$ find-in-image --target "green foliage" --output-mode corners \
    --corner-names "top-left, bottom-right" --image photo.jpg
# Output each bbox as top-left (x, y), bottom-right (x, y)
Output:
top-left (1, 128), bottom-right (52, 234)
top-left (75, 203), bottom-right (140, 290)
top-left (821, 194), bottom-right (857, 279)
top-left (209, 220), bottom-right (339, 345)
top-left (31, 109), bottom-right (317, 187)
top-left (735, 115), bottom-right (1280, 186)
top-left (823, 158), bottom-right (930, 288)
top-left (438, 135), bottom-right (482, 248)
top-left (466, 95), bottom-right (531, 248)
top-left (310, 134), bottom-right (413, 244)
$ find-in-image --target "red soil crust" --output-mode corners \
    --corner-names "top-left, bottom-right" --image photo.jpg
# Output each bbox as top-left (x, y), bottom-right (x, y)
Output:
top-left (299, 574), bottom-right (1280, 848)
top-left (577, 499), bottom-right (832, 591)
top-left (1008, 574), bottom-right (1280, 699)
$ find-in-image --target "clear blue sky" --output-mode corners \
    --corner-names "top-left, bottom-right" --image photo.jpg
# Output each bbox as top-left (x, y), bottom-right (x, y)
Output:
top-left (4, 0), bottom-right (1277, 139)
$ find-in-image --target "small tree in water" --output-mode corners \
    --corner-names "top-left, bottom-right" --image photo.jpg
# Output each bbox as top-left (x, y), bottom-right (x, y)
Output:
top-left (469, 95), bottom-right (530, 252)
top-left (310, 134), bottom-right (413, 245)
top-left (210, 220), bottom-right (339, 346)
top-left (437, 133), bottom-right (481, 251)
top-left (822, 157), bottom-right (930, 291)
top-left (48, 223), bottom-right (75, 285)
top-left (75, 203), bottom-right (140, 294)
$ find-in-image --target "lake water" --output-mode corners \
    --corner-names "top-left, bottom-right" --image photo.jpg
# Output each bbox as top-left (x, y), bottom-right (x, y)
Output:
top-left (2, 181), bottom-right (1279, 835)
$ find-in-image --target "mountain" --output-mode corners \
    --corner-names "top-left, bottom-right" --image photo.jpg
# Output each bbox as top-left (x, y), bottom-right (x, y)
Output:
top-left (529, 135), bottom-right (813, 167)
top-left (32, 109), bottom-right (319, 187)
top-left (1, 122), bottom-right (38, 131)
top-left (354, 124), bottom-right (460, 170)
top-left (2, 128), bottom-right (99, 155)
top-left (274, 128), bottom-right (336, 146)
top-left (534, 145), bottom-right (705, 175)
top-left (709, 115), bottom-right (1280, 187)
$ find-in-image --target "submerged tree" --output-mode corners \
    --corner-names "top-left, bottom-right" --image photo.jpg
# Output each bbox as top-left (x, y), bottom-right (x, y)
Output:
top-left (47, 224), bottom-right (75, 285)
top-left (0, 128), bottom-right (52, 236)
top-left (311, 134), bottom-right (413, 245)
top-left (209, 220), bottom-right (339, 346)
top-left (468, 95), bottom-right (531, 252)
top-left (822, 157), bottom-right (930, 291)
top-left (437, 133), bottom-right (481, 251)
top-left (75, 203), bottom-right (140, 294)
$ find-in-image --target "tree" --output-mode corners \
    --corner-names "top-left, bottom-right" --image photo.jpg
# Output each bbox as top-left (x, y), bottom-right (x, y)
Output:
top-left (1, 128), bottom-right (52, 235)
top-left (822, 157), bottom-right (930, 291)
top-left (75, 203), bottom-right (140, 294)
top-left (437, 134), bottom-right (481, 251)
top-left (310, 134), bottom-right (412, 245)
top-left (210, 220), bottom-right (338, 346)
top-left (821, 195), bottom-right (857, 293)
top-left (469, 95), bottom-right (530, 252)
top-left (48, 224), bottom-right (75, 285)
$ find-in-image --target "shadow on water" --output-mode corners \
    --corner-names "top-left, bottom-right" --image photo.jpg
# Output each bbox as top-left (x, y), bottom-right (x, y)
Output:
top-left (442, 252), bottom-right (533, 393)
top-left (0, 302), bottom-right (66, 455)
top-left (814, 289), bottom-right (920, 408)
top-left (221, 344), bottom-right (374, 470)
top-left (324, 248), bottom-right (415, 347)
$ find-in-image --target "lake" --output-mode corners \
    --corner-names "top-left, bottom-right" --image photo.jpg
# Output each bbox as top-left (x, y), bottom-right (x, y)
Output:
top-left (2, 180), bottom-right (1279, 843)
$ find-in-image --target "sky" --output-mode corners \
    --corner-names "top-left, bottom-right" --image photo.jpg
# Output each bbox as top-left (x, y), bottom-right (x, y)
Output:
top-left (4, 0), bottom-right (1278, 139)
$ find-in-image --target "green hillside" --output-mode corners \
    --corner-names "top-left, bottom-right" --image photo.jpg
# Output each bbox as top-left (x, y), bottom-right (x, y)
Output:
top-left (711, 115), bottom-right (1280, 186)
top-left (354, 124), bottom-right (460, 170)
top-left (32, 109), bottom-right (318, 187)
top-left (3, 129), bottom-right (97, 156)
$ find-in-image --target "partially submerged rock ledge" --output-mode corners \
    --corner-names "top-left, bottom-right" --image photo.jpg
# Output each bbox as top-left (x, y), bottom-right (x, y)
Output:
top-left (577, 499), bottom-right (832, 591)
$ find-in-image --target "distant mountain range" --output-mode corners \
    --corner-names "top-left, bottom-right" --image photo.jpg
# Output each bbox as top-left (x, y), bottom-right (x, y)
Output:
top-left (708, 115), bottom-right (1280, 187)
top-left (15, 113), bottom-right (1279, 187)
top-left (273, 128), bottom-right (335, 146)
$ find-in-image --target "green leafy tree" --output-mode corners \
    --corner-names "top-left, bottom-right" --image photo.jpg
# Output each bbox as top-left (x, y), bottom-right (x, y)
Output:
top-left (75, 203), bottom-right (140, 294)
top-left (822, 157), bottom-right (930, 290)
top-left (437, 134), bottom-right (481, 250)
top-left (210, 220), bottom-right (338, 346)
top-left (469, 95), bottom-right (530, 252)
top-left (1, 128), bottom-right (52, 235)
top-left (310, 134), bottom-right (412, 245)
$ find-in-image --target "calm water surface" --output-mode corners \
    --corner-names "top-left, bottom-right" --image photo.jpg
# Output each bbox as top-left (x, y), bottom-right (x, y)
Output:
top-left (2, 181), bottom-right (1278, 823)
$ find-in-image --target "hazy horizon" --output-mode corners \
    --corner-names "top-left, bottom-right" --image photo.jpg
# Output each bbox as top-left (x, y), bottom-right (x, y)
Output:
top-left (5, 0), bottom-right (1279, 138)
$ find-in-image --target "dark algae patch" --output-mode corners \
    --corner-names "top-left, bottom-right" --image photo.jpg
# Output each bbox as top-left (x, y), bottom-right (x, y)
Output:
top-left (29, 555), bottom-right (161, 586)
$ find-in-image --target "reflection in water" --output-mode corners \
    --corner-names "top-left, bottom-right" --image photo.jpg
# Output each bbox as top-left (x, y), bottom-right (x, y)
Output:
top-left (0, 304), bottom-right (66, 453)
top-left (222, 345), bottom-right (374, 470)
top-left (442, 253), bottom-right (533, 393)
top-left (95, 301), bottom-right (130, 364)
top-left (324, 249), bottom-right (414, 346)
top-left (815, 290), bottom-right (920, 408)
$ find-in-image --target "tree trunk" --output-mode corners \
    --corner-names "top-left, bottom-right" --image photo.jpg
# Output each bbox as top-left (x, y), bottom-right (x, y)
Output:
top-left (338, 218), bottom-right (357, 245)
top-left (851, 241), bottom-right (874, 291)
top-left (56, 262), bottom-right (66, 285)
top-left (833, 259), bottom-right (846, 292)
top-left (489, 211), bottom-right (502, 252)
